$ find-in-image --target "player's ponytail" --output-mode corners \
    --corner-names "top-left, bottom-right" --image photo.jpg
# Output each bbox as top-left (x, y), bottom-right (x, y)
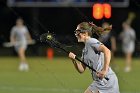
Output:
top-left (88, 22), bottom-right (112, 36)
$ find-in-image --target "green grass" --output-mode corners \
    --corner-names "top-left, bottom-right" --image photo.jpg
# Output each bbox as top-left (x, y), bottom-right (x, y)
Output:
top-left (0, 57), bottom-right (139, 93)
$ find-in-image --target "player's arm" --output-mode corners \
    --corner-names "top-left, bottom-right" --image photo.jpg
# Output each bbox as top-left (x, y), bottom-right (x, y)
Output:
top-left (131, 30), bottom-right (136, 41)
top-left (26, 31), bottom-right (32, 41)
top-left (69, 52), bottom-right (86, 73)
top-left (10, 28), bottom-right (16, 44)
top-left (119, 31), bottom-right (124, 40)
top-left (25, 27), bottom-right (32, 42)
top-left (26, 32), bottom-right (33, 43)
top-left (10, 35), bottom-right (15, 43)
top-left (97, 44), bottom-right (111, 79)
top-left (111, 36), bottom-right (116, 52)
top-left (72, 59), bottom-right (86, 73)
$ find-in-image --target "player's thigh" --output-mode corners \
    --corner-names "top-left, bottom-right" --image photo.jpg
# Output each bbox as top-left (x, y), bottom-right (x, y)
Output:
top-left (84, 88), bottom-right (99, 93)
top-left (17, 47), bottom-right (26, 56)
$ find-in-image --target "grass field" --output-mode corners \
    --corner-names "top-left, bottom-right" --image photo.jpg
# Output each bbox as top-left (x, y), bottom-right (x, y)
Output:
top-left (0, 57), bottom-right (140, 93)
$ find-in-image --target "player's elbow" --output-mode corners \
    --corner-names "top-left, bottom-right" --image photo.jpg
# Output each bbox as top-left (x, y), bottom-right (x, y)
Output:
top-left (78, 70), bottom-right (84, 74)
top-left (106, 47), bottom-right (110, 52)
top-left (105, 48), bottom-right (111, 56)
top-left (77, 68), bottom-right (85, 74)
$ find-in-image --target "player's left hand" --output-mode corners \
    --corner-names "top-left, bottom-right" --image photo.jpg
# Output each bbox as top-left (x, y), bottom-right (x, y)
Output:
top-left (96, 70), bottom-right (107, 80)
top-left (28, 39), bottom-right (33, 43)
top-left (69, 52), bottom-right (76, 60)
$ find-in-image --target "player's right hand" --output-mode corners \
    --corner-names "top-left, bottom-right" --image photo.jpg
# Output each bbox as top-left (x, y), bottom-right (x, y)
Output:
top-left (11, 41), bottom-right (16, 45)
top-left (96, 70), bottom-right (107, 80)
top-left (68, 52), bottom-right (76, 60)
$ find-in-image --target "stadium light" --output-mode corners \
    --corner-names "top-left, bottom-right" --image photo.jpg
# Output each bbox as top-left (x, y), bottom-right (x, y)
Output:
top-left (103, 3), bottom-right (111, 19)
top-left (92, 3), bottom-right (104, 20)
top-left (92, 3), bottom-right (112, 19)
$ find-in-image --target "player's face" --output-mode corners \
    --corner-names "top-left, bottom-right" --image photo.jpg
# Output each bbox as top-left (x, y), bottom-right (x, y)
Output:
top-left (75, 27), bottom-right (86, 42)
top-left (75, 32), bottom-right (85, 42)
top-left (16, 19), bottom-right (23, 26)
top-left (75, 25), bottom-right (86, 42)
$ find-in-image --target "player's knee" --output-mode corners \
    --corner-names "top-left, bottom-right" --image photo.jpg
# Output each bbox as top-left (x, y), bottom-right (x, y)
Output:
top-left (84, 88), bottom-right (100, 93)
top-left (84, 89), bottom-right (93, 93)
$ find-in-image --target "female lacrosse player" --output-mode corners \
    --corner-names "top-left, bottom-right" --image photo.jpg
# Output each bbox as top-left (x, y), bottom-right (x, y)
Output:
top-left (120, 22), bottom-right (136, 72)
top-left (69, 22), bottom-right (120, 93)
top-left (10, 17), bottom-right (33, 71)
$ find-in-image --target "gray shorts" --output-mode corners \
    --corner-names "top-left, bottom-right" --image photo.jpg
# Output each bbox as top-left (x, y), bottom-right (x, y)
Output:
top-left (14, 44), bottom-right (27, 52)
top-left (123, 43), bottom-right (135, 53)
top-left (88, 73), bottom-right (120, 93)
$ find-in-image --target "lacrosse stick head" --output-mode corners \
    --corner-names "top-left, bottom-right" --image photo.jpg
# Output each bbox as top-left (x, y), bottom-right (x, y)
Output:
top-left (40, 32), bottom-right (54, 42)
top-left (40, 32), bottom-right (61, 48)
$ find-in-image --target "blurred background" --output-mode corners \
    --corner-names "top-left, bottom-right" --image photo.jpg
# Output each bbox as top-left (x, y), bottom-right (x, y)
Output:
top-left (0, 0), bottom-right (140, 93)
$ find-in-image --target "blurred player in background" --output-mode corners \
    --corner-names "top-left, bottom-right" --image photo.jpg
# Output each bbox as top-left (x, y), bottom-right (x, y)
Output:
top-left (120, 22), bottom-right (136, 72)
top-left (69, 22), bottom-right (120, 93)
top-left (99, 22), bottom-right (117, 69)
top-left (10, 17), bottom-right (33, 71)
top-left (120, 12), bottom-right (136, 72)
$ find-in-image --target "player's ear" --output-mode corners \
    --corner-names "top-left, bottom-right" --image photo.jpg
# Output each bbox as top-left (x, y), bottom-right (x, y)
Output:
top-left (83, 33), bottom-right (85, 36)
top-left (83, 33), bottom-right (86, 36)
top-left (85, 32), bottom-right (89, 36)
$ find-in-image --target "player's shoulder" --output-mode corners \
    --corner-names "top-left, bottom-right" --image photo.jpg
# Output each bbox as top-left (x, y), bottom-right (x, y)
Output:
top-left (22, 25), bottom-right (27, 29)
top-left (89, 38), bottom-right (99, 42)
top-left (128, 28), bottom-right (135, 34)
top-left (11, 26), bottom-right (17, 31)
top-left (12, 26), bottom-right (17, 29)
top-left (87, 38), bottom-right (100, 44)
top-left (131, 28), bottom-right (135, 32)
top-left (22, 25), bottom-right (29, 32)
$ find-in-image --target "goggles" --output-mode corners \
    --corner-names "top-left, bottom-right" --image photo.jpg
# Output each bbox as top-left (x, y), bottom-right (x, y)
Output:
top-left (74, 29), bottom-right (90, 36)
top-left (74, 30), bottom-right (81, 36)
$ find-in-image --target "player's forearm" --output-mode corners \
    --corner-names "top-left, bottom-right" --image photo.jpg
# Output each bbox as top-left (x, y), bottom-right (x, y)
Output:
top-left (72, 60), bottom-right (85, 73)
top-left (28, 35), bottom-right (32, 40)
top-left (111, 37), bottom-right (116, 51)
top-left (26, 33), bottom-right (32, 40)
top-left (103, 48), bottom-right (111, 71)
top-left (10, 37), bottom-right (15, 42)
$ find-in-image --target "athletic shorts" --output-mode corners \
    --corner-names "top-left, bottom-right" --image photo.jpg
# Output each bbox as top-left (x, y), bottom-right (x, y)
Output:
top-left (123, 43), bottom-right (135, 53)
top-left (14, 44), bottom-right (27, 52)
top-left (88, 73), bottom-right (120, 93)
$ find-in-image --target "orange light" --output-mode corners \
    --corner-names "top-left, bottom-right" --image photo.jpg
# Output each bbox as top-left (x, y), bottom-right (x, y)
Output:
top-left (46, 48), bottom-right (54, 60)
top-left (92, 3), bottom-right (104, 20)
top-left (103, 3), bottom-right (111, 19)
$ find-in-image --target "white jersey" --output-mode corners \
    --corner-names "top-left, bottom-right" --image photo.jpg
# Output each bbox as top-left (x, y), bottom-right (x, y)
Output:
top-left (11, 26), bottom-right (28, 44)
top-left (82, 38), bottom-right (114, 80)
top-left (121, 28), bottom-right (136, 53)
top-left (10, 26), bottom-right (29, 51)
top-left (82, 38), bottom-right (120, 93)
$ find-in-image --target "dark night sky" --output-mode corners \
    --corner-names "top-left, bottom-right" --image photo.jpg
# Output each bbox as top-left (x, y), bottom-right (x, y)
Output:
top-left (0, 0), bottom-right (140, 44)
